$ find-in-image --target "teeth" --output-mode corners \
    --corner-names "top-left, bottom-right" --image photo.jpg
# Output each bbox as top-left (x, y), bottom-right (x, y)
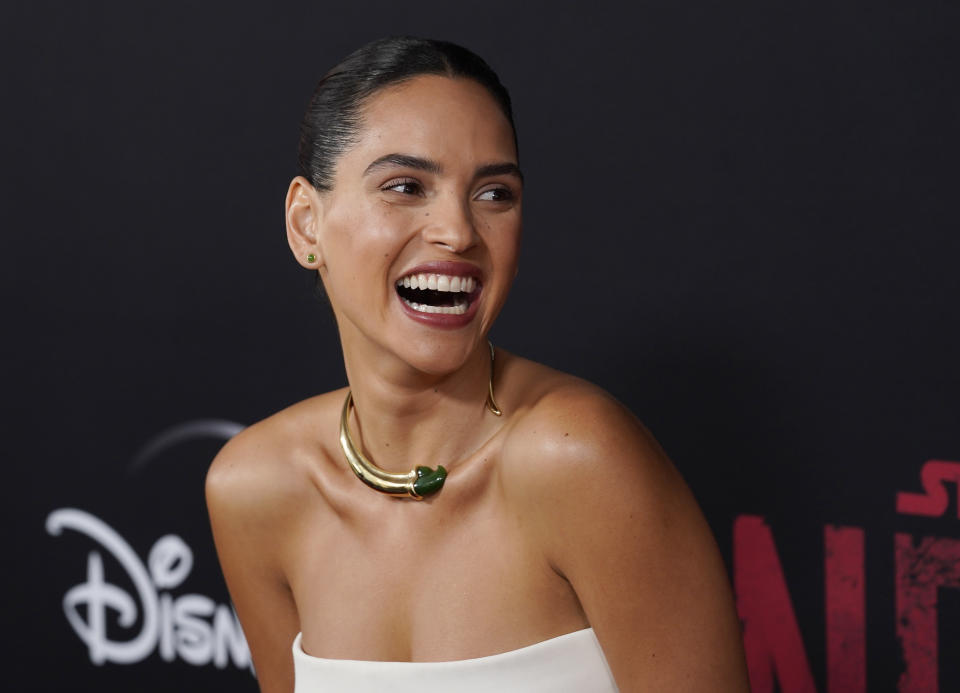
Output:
top-left (395, 273), bottom-right (478, 294)
top-left (401, 298), bottom-right (468, 315)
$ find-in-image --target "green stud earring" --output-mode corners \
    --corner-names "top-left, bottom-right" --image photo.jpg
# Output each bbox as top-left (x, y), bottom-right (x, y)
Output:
top-left (306, 253), bottom-right (316, 263)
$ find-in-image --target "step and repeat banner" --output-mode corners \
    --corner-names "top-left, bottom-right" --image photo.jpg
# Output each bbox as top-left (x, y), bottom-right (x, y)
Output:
top-left (5, 2), bottom-right (958, 691)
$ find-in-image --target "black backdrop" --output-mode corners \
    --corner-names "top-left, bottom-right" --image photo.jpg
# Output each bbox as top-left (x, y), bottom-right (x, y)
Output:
top-left (4, 2), bottom-right (959, 691)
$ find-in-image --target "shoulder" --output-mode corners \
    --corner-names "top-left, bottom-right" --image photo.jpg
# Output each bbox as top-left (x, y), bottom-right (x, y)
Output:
top-left (500, 358), bottom-right (680, 510)
top-left (204, 393), bottom-right (350, 693)
top-left (205, 388), bottom-right (347, 534)
top-left (497, 355), bottom-right (697, 566)
top-left (497, 357), bottom-right (749, 687)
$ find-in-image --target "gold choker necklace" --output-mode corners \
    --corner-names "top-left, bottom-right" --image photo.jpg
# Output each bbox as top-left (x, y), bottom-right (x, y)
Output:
top-left (339, 341), bottom-right (502, 500)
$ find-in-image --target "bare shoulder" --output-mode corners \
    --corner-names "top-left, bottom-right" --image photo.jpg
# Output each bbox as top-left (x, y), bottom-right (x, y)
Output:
top-left (499, 353), bottom-right (703, 562)
top-left (497, 354), bottom-right (749, 690)
top-left (499, 355), bottom-right (681, 514)
top-left (205, 388), bottom-right (347, 530)
top-left (204, 390), bottom-right (347, 693)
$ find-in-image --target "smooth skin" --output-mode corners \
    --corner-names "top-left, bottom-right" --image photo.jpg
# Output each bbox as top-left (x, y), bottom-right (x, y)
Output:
top-left (206, 75), bottom-right (749, 692)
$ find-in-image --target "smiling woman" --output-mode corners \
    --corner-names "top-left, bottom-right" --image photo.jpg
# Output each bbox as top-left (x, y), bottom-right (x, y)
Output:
top-left (205, 37), bottom-right (750, 693)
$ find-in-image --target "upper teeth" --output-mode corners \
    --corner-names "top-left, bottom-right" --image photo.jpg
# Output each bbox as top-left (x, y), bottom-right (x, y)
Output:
top-left (397, 273), bottom-right (477, 293)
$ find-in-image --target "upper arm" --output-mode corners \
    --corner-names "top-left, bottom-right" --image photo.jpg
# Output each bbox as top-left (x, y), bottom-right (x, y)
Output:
top-left (206, 428), bottom-right (302, 693)
top-left (506, 386), bottom-right (749, 692)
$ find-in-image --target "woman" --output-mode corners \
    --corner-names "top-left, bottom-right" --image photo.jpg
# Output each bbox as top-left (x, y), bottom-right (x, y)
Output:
top-left (207, 37), bottom-right (749, 692)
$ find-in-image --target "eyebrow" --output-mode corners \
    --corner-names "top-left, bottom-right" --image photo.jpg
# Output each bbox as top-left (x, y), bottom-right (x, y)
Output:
top-left (364, 153), bottom-right (443, 177)
top-left (476, 162), bottom-right (524, 183)
top-left (363, 153), bottom-right (523, 183)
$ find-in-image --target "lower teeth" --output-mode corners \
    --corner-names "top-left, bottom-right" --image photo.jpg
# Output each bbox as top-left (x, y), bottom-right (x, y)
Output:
top-left (402, 297), bottom-right (468, 315)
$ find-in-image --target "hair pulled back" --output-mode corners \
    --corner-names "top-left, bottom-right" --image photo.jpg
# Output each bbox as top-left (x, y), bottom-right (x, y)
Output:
top-left (298, 37), bottom-right (516, 191)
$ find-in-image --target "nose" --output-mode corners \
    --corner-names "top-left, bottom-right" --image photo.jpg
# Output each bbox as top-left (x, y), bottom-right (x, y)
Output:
top-left (421, 194), bottom-right (479, 254)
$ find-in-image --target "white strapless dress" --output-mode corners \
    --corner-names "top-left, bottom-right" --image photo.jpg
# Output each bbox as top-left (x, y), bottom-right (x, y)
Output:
top-left (292, 627), bottom-right (619, 692)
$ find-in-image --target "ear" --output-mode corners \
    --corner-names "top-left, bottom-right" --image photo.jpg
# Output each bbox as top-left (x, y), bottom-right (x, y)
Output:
top-left (285, 176), bottom-right (325, 269)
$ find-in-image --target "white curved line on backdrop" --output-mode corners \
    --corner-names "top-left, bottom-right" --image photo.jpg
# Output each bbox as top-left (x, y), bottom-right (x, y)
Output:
top-left (127, 419), bottom-right (245, 474)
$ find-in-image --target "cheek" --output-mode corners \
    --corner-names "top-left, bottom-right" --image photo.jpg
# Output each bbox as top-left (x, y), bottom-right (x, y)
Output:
top-left (327, 202), bottom-right (399, 257)
top-left (491, 217), bottom-right (522, 269)
top-left (324, 207), bottom-right (412, 293)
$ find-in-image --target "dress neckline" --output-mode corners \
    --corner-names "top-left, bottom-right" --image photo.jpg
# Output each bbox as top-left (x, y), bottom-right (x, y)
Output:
top-left (293, 626), bottom-right (596, 666)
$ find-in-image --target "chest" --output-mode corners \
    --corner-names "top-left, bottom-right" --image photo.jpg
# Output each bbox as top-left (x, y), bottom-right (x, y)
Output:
top-left (286, 493), bottom-right (585, 661)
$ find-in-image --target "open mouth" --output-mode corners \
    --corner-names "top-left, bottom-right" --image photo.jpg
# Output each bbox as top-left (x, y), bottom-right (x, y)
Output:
top-left (395, 272), bottom-right (479, 315)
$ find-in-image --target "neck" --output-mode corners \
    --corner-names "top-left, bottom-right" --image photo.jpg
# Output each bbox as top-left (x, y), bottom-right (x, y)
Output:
top-left (339, 334), bottom-right (498, 475)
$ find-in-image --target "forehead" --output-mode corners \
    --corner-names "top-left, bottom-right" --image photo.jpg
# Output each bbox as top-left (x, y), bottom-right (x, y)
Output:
top-left (341, 75), bottom-right (517, 173)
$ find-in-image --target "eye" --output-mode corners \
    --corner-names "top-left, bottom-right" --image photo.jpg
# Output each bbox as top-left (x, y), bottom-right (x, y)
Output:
top-left (381, 178), bottom-right (424, 196)
top-left (475, 186), bottom-right (514, 202)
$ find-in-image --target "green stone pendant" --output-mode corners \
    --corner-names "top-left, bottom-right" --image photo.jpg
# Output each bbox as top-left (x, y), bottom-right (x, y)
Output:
top-left (413, 465), bottom-right (447, 497)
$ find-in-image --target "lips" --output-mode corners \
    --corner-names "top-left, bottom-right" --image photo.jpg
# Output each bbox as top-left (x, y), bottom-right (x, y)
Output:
top-left (394, 261), bottom-right (483, 327)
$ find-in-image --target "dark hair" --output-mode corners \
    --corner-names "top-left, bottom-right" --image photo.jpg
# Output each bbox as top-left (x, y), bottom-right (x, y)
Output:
top-left (298, 36), bottom-right (517, 191)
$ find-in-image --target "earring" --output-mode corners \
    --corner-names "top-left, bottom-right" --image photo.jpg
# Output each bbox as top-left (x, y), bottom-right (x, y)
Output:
top-left (306, 253), bottom-right (316, 263)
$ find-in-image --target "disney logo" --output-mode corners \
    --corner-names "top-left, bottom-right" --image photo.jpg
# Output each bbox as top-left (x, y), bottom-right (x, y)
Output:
top-left (46, 508), bottom-right (250, 670)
